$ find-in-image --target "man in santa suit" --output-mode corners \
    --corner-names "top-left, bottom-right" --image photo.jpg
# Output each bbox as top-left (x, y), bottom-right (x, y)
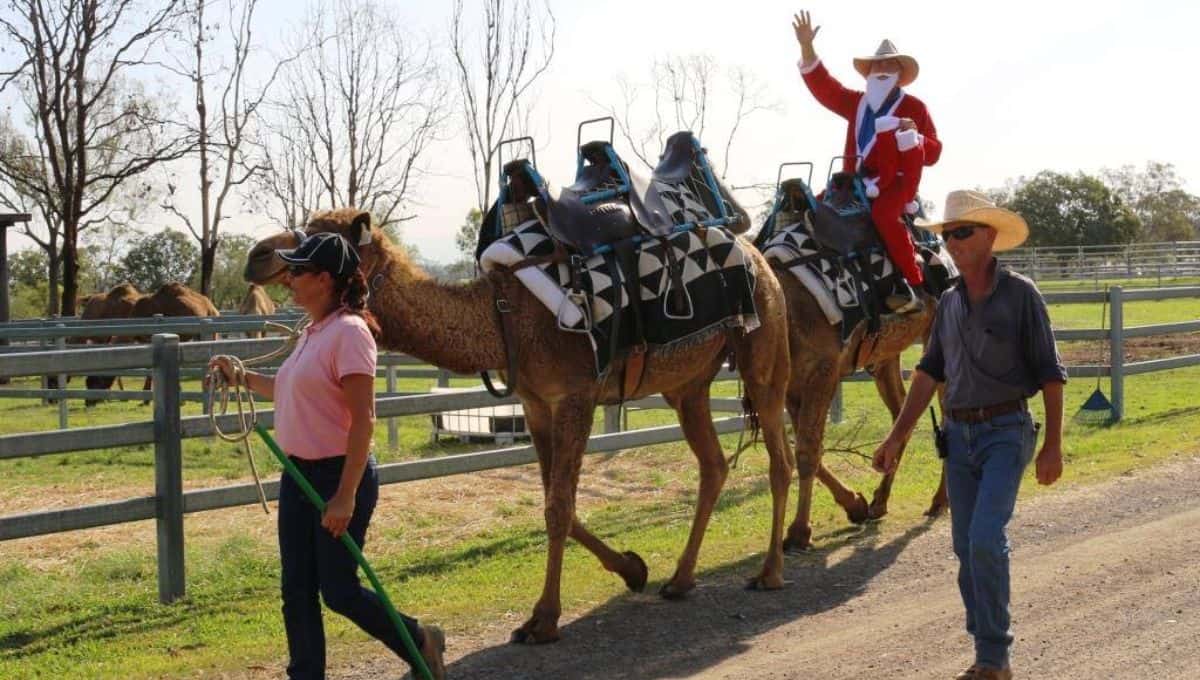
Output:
top-left (793, 10), bottom-right (942, 313)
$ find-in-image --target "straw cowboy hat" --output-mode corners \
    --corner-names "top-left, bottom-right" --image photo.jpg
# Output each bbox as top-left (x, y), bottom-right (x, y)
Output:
top-left (853, 39), bottom-right (919, 87)
top-left (921, 190), bottom-right (1030, 251)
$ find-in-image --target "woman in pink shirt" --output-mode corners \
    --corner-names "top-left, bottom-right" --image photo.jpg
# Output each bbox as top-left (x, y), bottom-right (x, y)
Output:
top-left (210, 232), bottom-right (444, 680)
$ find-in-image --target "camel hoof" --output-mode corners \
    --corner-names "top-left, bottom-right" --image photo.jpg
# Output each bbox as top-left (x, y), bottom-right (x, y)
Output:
top-left (619, 551), bottom-right (648, 593)
top-left (744, 574), bottom-right (787, 592)
top-left (510, 622), bottom-right (561, 645)
top-left (782, 536), bottom-right (813, 553)
top-left (659, 579), bottom-right (695, 601)
top-left (867, 501), bottom-right (889, 521)
top-left (924, 501), bottom-right (948, 518)
top-left (845, 493), bottom-right (871, 524)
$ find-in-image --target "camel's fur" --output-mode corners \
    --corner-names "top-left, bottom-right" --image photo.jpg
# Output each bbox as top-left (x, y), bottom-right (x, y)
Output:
top-left (245, 209), bottom-right (795, 643)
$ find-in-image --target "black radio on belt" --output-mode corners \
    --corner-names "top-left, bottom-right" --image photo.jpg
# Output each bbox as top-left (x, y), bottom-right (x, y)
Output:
top-left (930, 406), bottom-right (949, 460)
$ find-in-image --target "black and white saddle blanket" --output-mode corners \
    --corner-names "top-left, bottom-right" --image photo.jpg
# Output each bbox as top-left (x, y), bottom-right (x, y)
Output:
top-left (481, 220), bottom-right (759, 376)
top-left (760, 220), bottom-right (958, 338)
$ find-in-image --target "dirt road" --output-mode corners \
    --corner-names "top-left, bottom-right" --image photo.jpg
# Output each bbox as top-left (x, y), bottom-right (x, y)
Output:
top-left (334, 455), bottom-right (1200, 680)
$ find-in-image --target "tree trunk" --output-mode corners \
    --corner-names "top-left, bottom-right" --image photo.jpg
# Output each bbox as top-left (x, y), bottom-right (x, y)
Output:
top-left (200, 240), bottom-right (217, 298)
top-left (60, 222), bottom-right (79, 317)
top-left (47, 250), bottom-right (61, 317)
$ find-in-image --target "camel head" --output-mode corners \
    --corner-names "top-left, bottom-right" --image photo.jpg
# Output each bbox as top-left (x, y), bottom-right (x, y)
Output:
top-left (245, 208), bottom-right (393, 286)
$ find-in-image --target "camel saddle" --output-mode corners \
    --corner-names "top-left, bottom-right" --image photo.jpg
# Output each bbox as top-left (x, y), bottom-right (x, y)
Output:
top-left (494, 131), bottom-right (745, 256)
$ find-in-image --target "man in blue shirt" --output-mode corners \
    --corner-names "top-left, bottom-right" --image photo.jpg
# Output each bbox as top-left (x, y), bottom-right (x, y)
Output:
top-left (874, 190), bottom-right (1067, 680)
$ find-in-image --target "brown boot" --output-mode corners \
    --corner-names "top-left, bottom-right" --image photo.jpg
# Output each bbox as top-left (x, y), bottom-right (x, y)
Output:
top-left (953, 665), bottom-right (977, 679)
top-left (974, 666), bottom-right (1012, 680)
top-left (417, 624), bottom-right (446, 679)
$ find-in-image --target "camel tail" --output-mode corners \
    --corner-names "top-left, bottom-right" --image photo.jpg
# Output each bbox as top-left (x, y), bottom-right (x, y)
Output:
top-left (741, 395), bottom-right (761, 446)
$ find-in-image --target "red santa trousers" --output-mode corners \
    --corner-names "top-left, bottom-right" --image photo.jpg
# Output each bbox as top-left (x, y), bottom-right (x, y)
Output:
top-left (871, 129), bottom-right (925, 287)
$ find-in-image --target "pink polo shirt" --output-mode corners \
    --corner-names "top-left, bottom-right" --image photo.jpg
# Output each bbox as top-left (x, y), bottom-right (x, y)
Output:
top-left (273, 310), bottom-right (377, 460)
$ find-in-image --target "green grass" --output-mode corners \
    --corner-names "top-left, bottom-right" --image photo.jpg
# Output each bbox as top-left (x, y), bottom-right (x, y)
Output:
top-left (2, 290), bottom-right (1199, 678)
top-left (3, 360), bottom-right (1200, 678)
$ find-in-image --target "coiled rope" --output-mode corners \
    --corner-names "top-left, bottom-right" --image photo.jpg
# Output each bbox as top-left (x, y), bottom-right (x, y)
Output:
top-left (205, 317), bottom-right (310, 513)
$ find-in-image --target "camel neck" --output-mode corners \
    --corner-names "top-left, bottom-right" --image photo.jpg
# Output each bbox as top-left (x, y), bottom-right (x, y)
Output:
top-left (369, 256), bottom-right (507, 374)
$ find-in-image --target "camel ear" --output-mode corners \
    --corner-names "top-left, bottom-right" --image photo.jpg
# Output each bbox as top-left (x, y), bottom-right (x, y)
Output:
top-left (351, 212), bottom-right (373, 246)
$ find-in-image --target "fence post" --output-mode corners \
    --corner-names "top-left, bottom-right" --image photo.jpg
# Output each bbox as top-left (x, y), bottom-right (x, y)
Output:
top-left (152, 333), bottom-right (185, 604)
top-left (604, 405), bottom-right (622, 433)
top-left (200, 318), bottom-right (214, 414)
top-left (1109, 286), bottom-right (1124, 421)
top-left (830, 382), bottom-right (844, 424)
top-left (386, 364), bottom-right (398, 451)
top-left (436, 368), bottom-right (450, 388)
top-left (55, 324), bottom-right (68, 429)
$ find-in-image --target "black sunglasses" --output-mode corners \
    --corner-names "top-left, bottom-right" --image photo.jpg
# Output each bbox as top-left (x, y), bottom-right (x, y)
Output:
top-left (943, 224), bottom-right (981, 241)
top-left (286, 264), bottom-right (319, 276)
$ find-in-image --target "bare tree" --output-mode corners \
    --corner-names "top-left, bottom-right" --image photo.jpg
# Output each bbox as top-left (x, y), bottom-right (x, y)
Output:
top-left (251, 0), bottom-right (447, 230)
top-left (0, 87), bottom-right (156, 314)
top-left (450, 0), bottom-right (556, 215)
top-left (0, 0), bottom-right (191, 315)
top-left (159, 0), bottom-right (289, 297)
top-left (601, 54), bottom-right (779, 180)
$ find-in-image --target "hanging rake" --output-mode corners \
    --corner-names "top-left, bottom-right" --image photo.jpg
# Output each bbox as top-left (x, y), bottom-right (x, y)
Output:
top-left (1076, 288), bottom-right (1115, 424)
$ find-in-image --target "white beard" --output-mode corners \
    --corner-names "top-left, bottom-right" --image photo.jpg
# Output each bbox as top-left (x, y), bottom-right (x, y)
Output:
top-left (865, 73), bottom-right (899, 111)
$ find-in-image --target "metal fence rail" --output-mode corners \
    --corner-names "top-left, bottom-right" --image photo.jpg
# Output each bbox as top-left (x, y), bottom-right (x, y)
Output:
top-left (1002, 241), bottom-right (1200, 283)
top-left (1, 284), bottom-right (1199, 604)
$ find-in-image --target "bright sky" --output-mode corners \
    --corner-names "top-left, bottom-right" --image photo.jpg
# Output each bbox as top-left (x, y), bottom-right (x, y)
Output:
top-left (8, 0), bottom-right (1199, 265)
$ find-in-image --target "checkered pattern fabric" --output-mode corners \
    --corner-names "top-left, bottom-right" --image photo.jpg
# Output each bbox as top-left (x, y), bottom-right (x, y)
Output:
top-left (761, 220), bottom-right (957, 340)
top-left (492, 219), bottom-right (758, 375)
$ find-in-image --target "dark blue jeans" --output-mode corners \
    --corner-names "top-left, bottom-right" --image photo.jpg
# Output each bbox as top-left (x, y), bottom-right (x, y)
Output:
top-left (278, 455), bottom-right (424, 680)
top-left (944, 410), bottom-right (1038, 670)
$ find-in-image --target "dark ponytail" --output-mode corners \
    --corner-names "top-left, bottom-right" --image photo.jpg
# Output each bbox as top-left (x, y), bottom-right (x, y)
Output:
top-left (333, 269), bottom-right (382, 340)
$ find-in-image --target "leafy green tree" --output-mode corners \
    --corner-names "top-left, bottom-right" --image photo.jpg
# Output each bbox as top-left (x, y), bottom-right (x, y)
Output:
top-left (454, 207), bottom-right (483, 260)
top-left (119, 230), bottom-right (199, 293)
top-left (996, 171), bottom-right (1140, 247)
top-left (1101, 162), bottom-right (1200, 242)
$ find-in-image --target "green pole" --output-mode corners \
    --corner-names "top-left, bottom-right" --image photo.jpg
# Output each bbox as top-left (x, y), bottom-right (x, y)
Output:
top-left (254, 424), bottom-right (434, 680)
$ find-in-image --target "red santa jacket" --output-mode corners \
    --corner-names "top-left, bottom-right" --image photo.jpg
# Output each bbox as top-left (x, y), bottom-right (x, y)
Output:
top-left (800, 59), bottom-right (941, 177)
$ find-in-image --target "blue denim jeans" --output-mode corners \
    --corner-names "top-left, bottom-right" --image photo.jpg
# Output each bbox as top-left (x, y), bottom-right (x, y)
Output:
top-left (944, 409), bottom-right (1038, 670)
top-left (278, 455), bottom-right (424, 680)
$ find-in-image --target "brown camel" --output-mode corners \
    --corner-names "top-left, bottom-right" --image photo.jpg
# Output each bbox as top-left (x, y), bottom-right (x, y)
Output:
top-left (87, 282), bottom-right (219, 401)
top-left (772, 267), bottom-right (948, 552)
top-left (49, 284), bottom-right (141, 400)
top-left (245, 208), bottom-right (795, 644)
top-left (237, 284), bottom-right (277, 338)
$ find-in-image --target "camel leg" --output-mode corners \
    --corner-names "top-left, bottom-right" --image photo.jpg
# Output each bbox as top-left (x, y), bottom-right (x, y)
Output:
top-left (525, 397), bottom-right (648, 593)
top-left (785, 363), bottom-right (860, 551)
top-left (740, 361), bottom-right (794, 592)
top-left (657, 382), bottom-right (730, 599)
top-left (725, 296), bottom-right (794, 590)
top-left (866, 358), bottom-right (910, 519)
top-left (511, 393), bottom-right (593, 645)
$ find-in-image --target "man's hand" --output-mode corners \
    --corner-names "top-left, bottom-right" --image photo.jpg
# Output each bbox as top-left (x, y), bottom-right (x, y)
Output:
top-left (1035, 442), bottom-right (1063, 485)
top-left (898, 117), bottom-right (917, 131)
top-left (872, 436), bottom-right (904, 475)
top-left (792, 11), bottom-right (820, 50)
top-left (322, 492), bottom-right (355, 538)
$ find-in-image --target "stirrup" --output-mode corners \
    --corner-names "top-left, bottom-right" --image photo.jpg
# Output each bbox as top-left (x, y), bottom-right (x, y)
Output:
top-left (885, 281), bottom-right (923, 314)
top-left (557, 290), bottom-right (591, 333)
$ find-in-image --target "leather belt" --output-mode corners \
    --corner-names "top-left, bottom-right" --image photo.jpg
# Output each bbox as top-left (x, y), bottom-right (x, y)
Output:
top-left (948, 399), bottom-right (1026, 424)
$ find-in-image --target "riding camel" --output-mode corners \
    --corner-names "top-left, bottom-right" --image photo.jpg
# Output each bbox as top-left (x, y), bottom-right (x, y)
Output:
top-left (238, 283), bottom-right (276, 338)
top-left (776, 275), bottom-right (946, 551)
top-left (244, 208), bottom-right (795, 644)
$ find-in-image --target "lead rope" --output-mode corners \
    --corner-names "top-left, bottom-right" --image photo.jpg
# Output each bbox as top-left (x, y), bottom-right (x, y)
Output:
top-left (205, 316), bottom-right (310, 514)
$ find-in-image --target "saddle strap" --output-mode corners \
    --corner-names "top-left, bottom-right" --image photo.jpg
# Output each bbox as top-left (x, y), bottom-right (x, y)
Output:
top-left (480, 272), bottom-right (518, 398)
